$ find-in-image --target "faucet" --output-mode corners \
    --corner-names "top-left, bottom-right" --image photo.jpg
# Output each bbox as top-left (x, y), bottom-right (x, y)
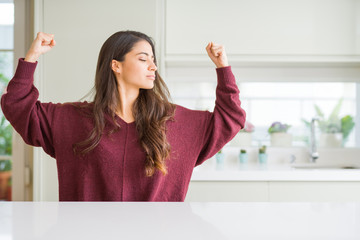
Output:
top-left (310, 117), bottom-right (319, 163)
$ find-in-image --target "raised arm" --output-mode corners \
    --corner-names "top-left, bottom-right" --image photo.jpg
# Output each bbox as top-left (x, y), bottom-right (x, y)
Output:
top-left (0, 32), bottom-right (58, 157)
top-left (195, 42), bottom-right (246, 166)
top-left (24, 32), bottom-right (56, 63)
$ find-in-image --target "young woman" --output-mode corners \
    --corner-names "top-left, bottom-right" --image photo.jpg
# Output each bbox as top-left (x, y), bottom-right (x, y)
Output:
top-left (1, 31), bottom-right (246, 201)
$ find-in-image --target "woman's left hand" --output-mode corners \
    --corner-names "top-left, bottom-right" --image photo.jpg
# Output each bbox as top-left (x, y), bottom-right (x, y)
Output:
top-left (206, 42), bottom-right (229, 68)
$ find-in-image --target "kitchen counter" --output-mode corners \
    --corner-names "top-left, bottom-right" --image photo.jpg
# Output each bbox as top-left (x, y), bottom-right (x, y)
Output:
top-left (1, 202), bottom-right (360, 240)
top-left (191, 163), bottom-right (360, 181)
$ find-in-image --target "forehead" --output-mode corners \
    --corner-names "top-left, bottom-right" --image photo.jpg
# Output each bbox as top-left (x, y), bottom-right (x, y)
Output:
top-left (131, 40), bottom-right (154, 58)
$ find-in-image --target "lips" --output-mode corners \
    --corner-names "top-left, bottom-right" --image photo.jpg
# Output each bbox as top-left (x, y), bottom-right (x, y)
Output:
top-left (146, 75), bottom-right (155, 80)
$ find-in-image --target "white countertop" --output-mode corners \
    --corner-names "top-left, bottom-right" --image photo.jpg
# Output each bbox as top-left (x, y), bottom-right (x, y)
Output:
top-left (191, 163), bottom-right (360, 181)
top-left (1, 202), bottom-right (360, 240)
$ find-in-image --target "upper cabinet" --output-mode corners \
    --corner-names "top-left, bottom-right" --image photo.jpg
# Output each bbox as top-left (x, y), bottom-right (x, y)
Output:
top-left (165, 0), bottom-right (360, 66)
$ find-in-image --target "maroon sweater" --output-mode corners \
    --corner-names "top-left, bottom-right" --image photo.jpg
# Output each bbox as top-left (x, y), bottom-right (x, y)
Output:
top-left (1, 58), bottom-right (246, 201)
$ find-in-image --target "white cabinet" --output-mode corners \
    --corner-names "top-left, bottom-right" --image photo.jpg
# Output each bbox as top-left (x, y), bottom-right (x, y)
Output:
top-left (269, 182), bottom-right (360, 202)
top-left (186, 181), bottom-right (360, 202)
top-left (185, 181), bottom-right (268, 201)
top-left (165, 0), bottom-right (360, 66)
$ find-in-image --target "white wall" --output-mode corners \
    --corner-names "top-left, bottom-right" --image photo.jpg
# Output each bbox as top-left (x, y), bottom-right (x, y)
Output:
top-left (32, 0), bottom-right (360, 201)
top-left (34, 0), bottom-right (159, 201)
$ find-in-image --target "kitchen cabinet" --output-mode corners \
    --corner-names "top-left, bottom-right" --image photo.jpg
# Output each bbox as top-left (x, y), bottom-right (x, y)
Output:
top-left (186, 180), bottom-right (360, 202)
top-left (269, 182), bottom-right (360, 202)
top-left (165, 0), bottom-right (360, 66)
top-left (185, 181), bottom-right (268, 201)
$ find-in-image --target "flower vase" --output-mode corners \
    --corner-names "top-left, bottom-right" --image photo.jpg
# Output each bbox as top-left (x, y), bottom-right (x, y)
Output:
top-left (258, 153), bottom-right (267, 164)
top-left (230, 132), bottom-right (252, 147)
top-left (239, 153), bottom-right (248, 164)
top-left (270, 132), bottom-right (292, 147)
top-left (319, 133), bottom-right (343, 148)
top-left (215, 152), bottom-right (225, 170)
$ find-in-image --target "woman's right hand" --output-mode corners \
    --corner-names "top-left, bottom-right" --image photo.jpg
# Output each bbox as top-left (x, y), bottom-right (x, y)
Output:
top-left (24, 32), bottom-right (56, 63)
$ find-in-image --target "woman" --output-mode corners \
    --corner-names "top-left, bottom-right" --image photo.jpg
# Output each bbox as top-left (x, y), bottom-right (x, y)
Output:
top-left (1, 31), bottom-right (246, 201)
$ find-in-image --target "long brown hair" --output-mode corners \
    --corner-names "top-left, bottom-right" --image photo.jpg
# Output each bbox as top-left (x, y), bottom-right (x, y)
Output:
top-left (72, 30), bottom-right (175, 177)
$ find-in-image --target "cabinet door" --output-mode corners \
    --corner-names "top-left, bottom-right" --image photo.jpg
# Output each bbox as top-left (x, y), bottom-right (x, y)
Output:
top-left (269, 182), bottom-right (360, 202)
top-left (166, 0), bottom-right (358, 56)
top-left (185, 181), bottom-right (268, 202)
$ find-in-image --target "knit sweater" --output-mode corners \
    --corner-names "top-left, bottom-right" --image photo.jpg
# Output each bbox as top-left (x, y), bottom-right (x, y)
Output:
top-left (1, 58), bottom-right (246, 201)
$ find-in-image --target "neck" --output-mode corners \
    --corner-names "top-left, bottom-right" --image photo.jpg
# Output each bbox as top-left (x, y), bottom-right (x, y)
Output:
top-left (116, 85), bottom-right (139, 123)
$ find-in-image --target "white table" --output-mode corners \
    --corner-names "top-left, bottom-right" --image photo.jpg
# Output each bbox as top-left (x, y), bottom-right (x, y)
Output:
top-left (1, 202), bottom-right (360, 240)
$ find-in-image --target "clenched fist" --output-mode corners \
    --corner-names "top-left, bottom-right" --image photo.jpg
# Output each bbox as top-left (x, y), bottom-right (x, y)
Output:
top-left (24, 32), bottom-right (56, 63)
top-left (206, 42), bottom-right (229, 68)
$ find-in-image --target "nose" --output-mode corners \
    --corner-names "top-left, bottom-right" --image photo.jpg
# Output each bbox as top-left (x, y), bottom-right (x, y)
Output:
top-left (148, 62), bottom-right (157, 71)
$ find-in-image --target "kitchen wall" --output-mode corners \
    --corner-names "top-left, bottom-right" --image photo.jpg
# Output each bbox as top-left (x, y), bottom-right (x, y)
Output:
top-left (33, 0), bottom-right (159, 201)
top-left (29, 0), bottom-right (360, 201)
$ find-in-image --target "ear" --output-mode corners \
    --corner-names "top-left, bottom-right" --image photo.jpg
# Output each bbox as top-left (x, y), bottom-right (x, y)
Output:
top-left (111, 59), bottom-right (122, 74)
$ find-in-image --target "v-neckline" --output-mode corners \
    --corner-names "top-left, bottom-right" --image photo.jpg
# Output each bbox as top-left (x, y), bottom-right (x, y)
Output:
top-left (114, 114), bottom-right (136, 126)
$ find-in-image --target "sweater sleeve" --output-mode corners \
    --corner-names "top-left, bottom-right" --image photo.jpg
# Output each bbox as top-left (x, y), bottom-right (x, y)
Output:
top-left (0, 58), bottom-right (56, 158)
top-left (195, 66), bottom-right (246, 166)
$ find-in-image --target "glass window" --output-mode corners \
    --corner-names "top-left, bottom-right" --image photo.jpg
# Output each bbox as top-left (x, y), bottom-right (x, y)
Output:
top-left (0, 1), bottom-right (14, 50)
top-left (168, 79), bottom-right (357, 148)
top-left (0, 0), bottom-right (14, 203)
top-left (240, 82), bottom-right (356, 147)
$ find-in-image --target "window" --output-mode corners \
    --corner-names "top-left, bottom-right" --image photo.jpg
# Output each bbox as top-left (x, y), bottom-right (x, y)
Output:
top-left (0, 0), bottom-right (14, 202)
top-left (239, 82), bottom-right (356, 147)
top-left (166, 68), bottom-right (357, 148)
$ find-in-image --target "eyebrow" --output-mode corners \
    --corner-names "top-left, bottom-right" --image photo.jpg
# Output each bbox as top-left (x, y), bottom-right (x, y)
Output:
top-left (136, 52), bottom-right (154, 59)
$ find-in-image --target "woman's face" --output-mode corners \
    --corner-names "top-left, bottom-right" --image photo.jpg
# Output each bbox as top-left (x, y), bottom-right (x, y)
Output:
top-left (113, 40), bottom-right (157, 90)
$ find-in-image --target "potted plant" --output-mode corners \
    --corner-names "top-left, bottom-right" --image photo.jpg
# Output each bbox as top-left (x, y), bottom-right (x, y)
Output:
top-left (239, 149), bottom-right (248, 164)
top-left (268, 121), bottom-right (292, 147)
top-left (0, 159), bottom-right (11, 200)
top-left (230, 121), bottom-right (254, 147)
top-left (258, 145), bottom-right (267, 164)
top-left (215, 149), bottom-right (225, 170)
top-left (303, 99), bottom-right (355, 147)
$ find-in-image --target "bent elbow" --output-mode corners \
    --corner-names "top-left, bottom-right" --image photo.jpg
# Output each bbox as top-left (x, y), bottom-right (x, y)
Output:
top-left (236, 108), bottom-right (246, 131)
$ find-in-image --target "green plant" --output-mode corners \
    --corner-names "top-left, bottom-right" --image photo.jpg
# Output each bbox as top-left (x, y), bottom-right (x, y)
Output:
top-left (259, 145), bottom-right (266, 154)
top-left (239, 121), bottom-right (255, 133)
top-left (240, 149), bottom-right (246, 154)
top-left (0, 159), bottom-right (11, 172)
top-left (315, 99), bottom-right (343, 133)
top-left (268, 122), bottom-right (291, 134)
top-left (302, 99), bottom-right (355, 141)
top-left (341, 115), bottom-right (355, 142)
top-left (0, 115), bottom-right (12, 155)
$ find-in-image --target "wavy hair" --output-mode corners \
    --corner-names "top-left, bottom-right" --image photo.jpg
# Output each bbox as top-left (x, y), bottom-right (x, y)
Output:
top-left (72, 30), bottom-right (175, 177)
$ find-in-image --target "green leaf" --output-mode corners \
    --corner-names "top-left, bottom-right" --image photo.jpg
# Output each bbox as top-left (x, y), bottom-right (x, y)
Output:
top-left (0, 160), bottom-right (12, 172)
top-left (328, 98), bottom-right (343, 123)
top-left (341, 115), bottom-right (355, 140)
top-left (302, 118), bottom-right (311, 129)
top-left (314, 104), bottom-right (324, 118)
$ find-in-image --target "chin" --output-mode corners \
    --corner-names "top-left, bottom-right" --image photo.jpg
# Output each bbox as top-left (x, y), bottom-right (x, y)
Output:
top-left (140, 84), bottom-right (154, 90)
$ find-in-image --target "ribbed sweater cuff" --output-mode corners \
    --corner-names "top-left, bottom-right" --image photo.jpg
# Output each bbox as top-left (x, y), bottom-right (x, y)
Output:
top-left (13, 58), bottom-right (38, 79)
top-left (216, 66), bottom-right (233, 84)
